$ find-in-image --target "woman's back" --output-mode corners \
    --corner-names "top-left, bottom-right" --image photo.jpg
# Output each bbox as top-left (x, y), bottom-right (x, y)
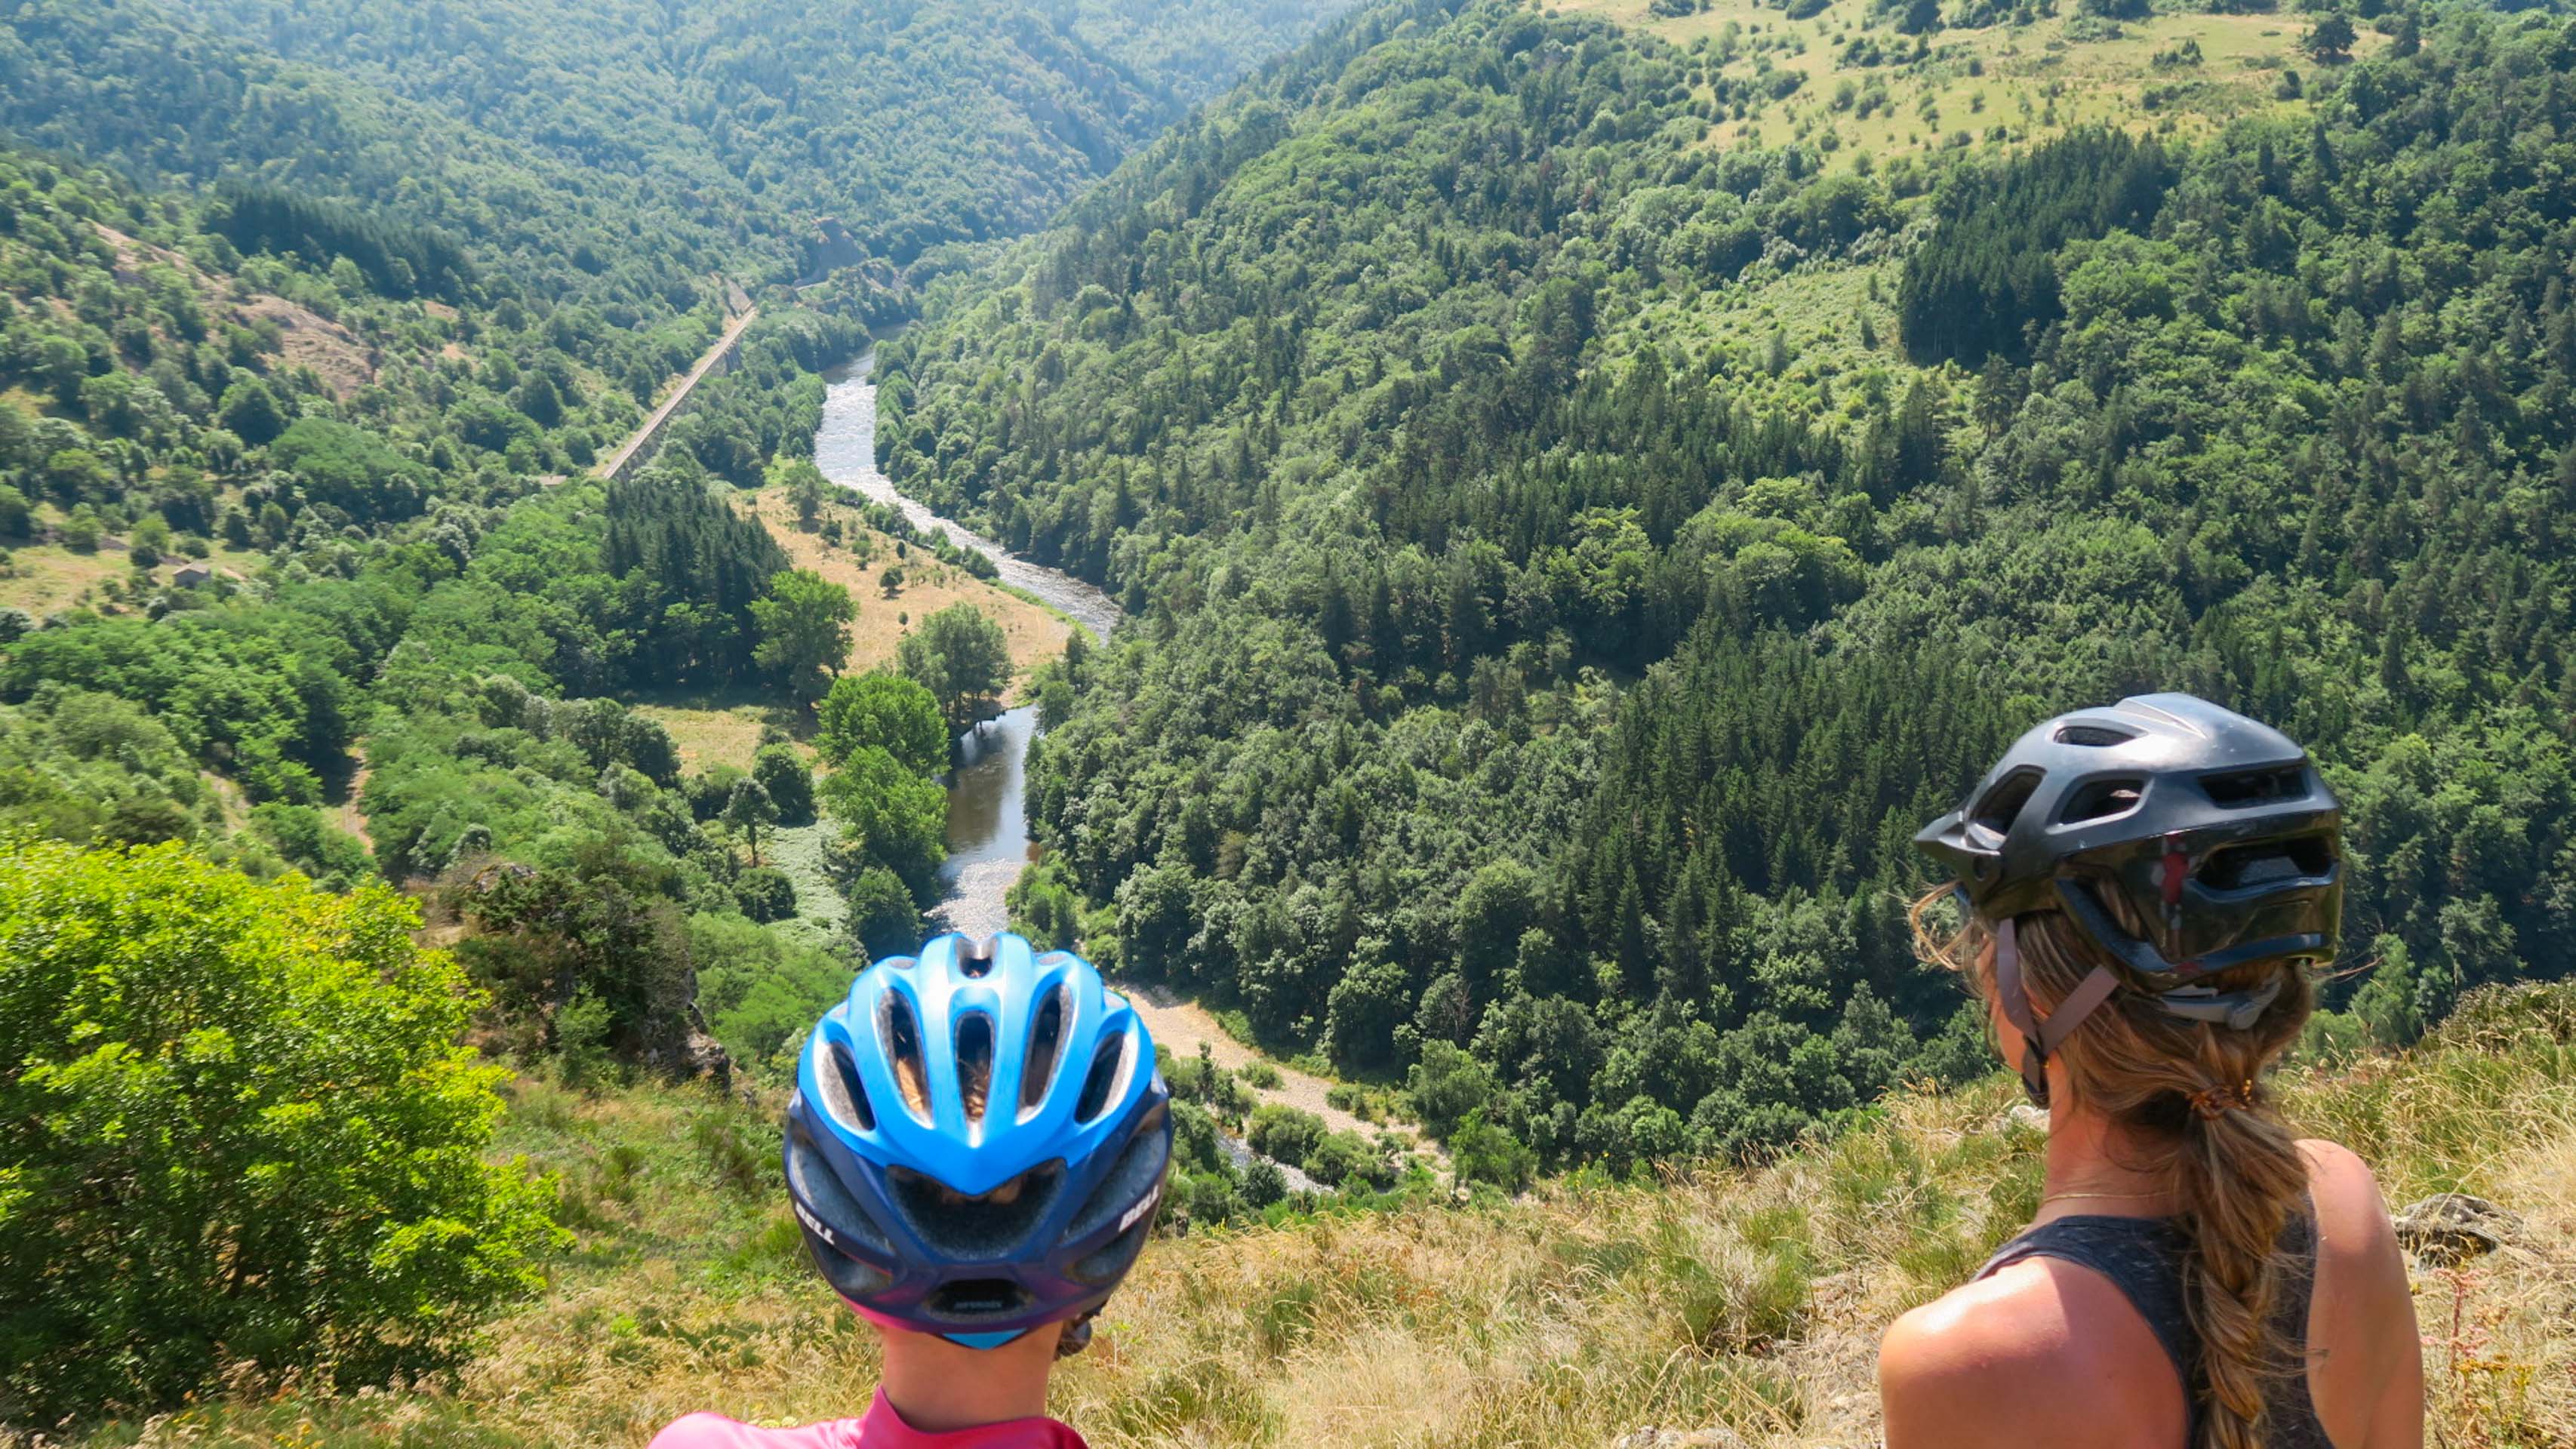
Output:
top-left (1883, 1140), bottom-right (2420, 1449)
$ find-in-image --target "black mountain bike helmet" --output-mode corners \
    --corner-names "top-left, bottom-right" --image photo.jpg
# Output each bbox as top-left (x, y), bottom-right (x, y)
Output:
top-left (1915, 693), bottom-right (2343, 1105)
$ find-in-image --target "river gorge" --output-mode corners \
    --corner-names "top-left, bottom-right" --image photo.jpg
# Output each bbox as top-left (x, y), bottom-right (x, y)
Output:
top-left (811, 348), bottom-right (1119, 938)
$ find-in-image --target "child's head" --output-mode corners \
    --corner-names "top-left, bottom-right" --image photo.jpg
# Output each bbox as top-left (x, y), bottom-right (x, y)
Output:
top-left (783, 932), bottom-right (1171, 1360)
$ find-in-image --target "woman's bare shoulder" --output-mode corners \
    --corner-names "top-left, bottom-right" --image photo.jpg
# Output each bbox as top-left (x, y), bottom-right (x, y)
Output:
top-left (2297, 1137), bottom-right (2403, 1262)
top-left (1880, 1257), bottom-right (2178, 1449)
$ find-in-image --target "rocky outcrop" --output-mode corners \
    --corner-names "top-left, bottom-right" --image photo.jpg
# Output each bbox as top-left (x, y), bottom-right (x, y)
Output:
top-left (2392, 1193), bottom-right (2525, 1263)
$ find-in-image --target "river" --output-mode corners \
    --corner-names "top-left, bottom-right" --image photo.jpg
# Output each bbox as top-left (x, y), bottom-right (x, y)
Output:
top-left (811, 349), bottom-right (1119, 938)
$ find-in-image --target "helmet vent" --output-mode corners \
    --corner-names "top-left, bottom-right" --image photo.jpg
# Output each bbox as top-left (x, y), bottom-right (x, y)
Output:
top-left (882, 993), bottom-right (933, 1124)
top-left (1073, 1032), bottom-right (1131, 1124)
top-left (959, 937), bottom-right (997, 979)
top-left (891, 1161), bottom-right (1063, 1260)
top-left (2060, 777), bottom-right (2144, 824)
top-left (2200, 765), bottom-right (2307, 808)
top-left (785, 1116), bottom-right (894, 1258)
top-left (925, 1277), bottom-right (1034, 1322)
top-left (819, 1038), bottom-right (878, 1134)
top-left (1020, 986), bottom-right (1069, 1119)
top-left (1971, 768), bottom-right (2045, 838)
top-left (956, 1013), bottom-right (995, 1126)
top-left (2055, 724), bottom-right (2135, 747)
top-left (2200, 837), bottom-right (2332, 891)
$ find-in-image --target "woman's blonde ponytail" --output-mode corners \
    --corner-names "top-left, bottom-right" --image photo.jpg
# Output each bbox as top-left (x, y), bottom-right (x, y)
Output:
top-left (2167, 1064), bottom-right (2311, 1449)
top-left (1914, 889), bottom-right (2317, 1448)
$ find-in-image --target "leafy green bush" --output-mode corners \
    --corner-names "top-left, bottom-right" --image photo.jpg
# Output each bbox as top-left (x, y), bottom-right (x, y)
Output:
top-left (247, 801), bottom-right (374, 887)
top-left (842, 862), bottom-right (926, 960)
top-left (1163, 1045), bottom-right (1256, 1119)
top-left (752, 743), bottom-right (815, 826)
top-left (1406, 1040), bottom-right (1497, 1141)
top-left (733, 865), bottom-right (797, 921)
top-left (1450, 1110), bottom-right (1537, 1194)
top-left (691, 911), bottom-right (854, 1072)
top-left (1245, 1103), bottom-right (1326, 1166)
top-left (0, 839), bottom-right (562, 1421)
top-left (819, 745), bottom-right (947, 901)
top-left (1300, 1129), bottom-right (1394, 1189)
top-left (816, 671), bottom-right (949, 775)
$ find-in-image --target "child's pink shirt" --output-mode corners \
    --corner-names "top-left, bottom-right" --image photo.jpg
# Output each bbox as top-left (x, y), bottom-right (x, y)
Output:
top-left (648, 1389), bottom-right (1087, 1449)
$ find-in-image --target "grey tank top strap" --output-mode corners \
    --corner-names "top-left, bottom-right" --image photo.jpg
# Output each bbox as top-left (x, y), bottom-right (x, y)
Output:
top-left (1974, 1206), bottom-right (2330, 1448)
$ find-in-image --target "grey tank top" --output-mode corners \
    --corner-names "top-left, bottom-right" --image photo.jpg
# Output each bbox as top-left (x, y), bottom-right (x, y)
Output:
top-left (1976, 1208), bottom-right (2331, 1448)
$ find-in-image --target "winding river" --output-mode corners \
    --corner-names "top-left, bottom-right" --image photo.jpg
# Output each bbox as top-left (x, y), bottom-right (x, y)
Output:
top-left (811, 349), bottom-right (1119, 937)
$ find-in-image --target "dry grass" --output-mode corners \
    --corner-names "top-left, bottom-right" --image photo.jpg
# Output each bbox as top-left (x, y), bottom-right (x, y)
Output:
top-left (0, 540), bottom-right (269, 619)
top-left (0, 543), bottom-right (133, 617)
top-left (742, 487), bottom-right (1069, 688)
top-left (627, 696), bottom-right (780, 774)
top-left (1545, 0), bottom-right (2371, 170)
top-left (41, 1010), bottom-right (2575, 1449)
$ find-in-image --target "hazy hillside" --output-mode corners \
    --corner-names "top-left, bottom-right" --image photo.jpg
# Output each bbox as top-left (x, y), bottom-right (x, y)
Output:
top-left (6, 0), bottom-right (1356, 282)
top-left (882, 0), bottom-right (2575, 1171)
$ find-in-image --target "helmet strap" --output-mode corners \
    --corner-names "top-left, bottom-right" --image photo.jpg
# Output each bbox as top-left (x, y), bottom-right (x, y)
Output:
top-left (1993, 916), bottom-right (2122, 1110)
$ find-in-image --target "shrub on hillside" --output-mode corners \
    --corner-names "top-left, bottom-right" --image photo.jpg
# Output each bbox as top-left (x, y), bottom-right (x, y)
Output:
top-left (842, 862), bottom-right (925, 960)
top-left (733, 865), bottom-right (798, 921)
top-left (0, 840), bottom-right (561, 1422)
top-left (1302, 1129), bottom-right (1394, 1189)
top-left (691, 912), bottom-right (854, 1072)
top-left (1246, 1103), bottom-right (1327, 1166)
top-left (1450, 1109), bottom-right (1538, 1194)
top-left (1162, 1048), bottom-right (1256, 1120)
top-left (752, 745), bottom-right (814, 826)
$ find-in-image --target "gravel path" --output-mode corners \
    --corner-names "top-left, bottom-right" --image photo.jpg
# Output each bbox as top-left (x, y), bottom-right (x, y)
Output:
top-left (1122, 986), bottom-right (1446, 1168)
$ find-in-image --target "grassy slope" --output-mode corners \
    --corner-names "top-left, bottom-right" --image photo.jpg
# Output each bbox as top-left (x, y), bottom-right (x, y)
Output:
top-left (1543, 0), bottom-right (2384, 457)
top-left (1550, 0), bottom-right (2365, 163)
top-left (59, 996), bottom-right (2574, 1449)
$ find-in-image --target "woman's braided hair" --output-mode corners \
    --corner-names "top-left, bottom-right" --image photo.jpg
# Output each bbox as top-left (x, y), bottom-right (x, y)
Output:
top-left (1913, 888), bottom-right (2316, 1449)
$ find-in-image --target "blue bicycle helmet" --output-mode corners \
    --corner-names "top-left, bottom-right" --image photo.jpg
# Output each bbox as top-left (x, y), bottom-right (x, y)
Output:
top-left (785, 933), bottom-right (1171, 1351)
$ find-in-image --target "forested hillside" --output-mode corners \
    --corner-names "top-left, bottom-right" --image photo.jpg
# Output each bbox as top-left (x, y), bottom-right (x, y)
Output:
top-left (885, 0), bottom-right (2576, 1169)
top-left (0, 0), bottom-right (1359, 1418)
top-left (4, 0), bottom-right (1353, 291)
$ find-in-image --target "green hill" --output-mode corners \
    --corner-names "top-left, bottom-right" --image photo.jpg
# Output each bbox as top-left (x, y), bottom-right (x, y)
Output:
top-left (879, 0), bottom-right (2575, 1171)
top-left (2, 0), bottom-right (1355, 286)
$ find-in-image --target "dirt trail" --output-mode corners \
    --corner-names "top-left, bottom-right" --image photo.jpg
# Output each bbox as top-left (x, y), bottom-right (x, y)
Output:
top-left (1122, 986), bottom-right (1446, 1167)
top-left (337, 749), bottom-right (374, 852)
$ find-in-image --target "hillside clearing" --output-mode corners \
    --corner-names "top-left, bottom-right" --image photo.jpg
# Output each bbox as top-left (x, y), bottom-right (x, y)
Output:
top-left (1550, 0), bottom-right (2374, 168)
top-left (743, 485), bottom-right (1069, 688)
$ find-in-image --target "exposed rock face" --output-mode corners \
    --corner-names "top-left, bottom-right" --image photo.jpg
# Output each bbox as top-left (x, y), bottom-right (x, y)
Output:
top-left (2392, 1193), bottom-right (2525, 1263)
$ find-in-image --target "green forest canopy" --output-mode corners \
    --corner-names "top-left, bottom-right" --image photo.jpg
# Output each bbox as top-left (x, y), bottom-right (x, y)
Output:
top-left (884, 0), bottom-right (2576, 1168)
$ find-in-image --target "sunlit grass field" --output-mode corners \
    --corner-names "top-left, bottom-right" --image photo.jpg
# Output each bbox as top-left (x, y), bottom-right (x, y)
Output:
top-left (1547, 0), bottom-right (2369, 168)
top-left (46, 987), bottom-right (2572, 1449)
